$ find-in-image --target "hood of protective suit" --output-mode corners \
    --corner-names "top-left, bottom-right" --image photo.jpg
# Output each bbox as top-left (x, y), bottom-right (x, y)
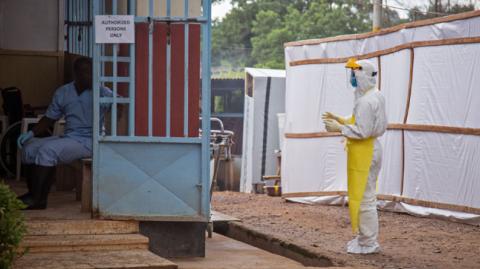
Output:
top-left (353, 60), bottom-right (377, 94)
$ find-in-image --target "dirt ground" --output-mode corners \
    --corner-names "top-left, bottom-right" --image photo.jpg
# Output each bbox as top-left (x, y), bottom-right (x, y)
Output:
top-left (212, 192), bottom-right (480, 269)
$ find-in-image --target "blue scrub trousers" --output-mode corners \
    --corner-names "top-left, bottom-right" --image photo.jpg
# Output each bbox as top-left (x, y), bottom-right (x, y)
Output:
top-left (21, 136), bottom-right (91, 167)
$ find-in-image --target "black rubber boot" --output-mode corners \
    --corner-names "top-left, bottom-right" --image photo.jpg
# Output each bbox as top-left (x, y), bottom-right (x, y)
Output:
top-left (24, 165), bottom-right (55, 210)
top-left (18, 164), bottom-right (34, 203)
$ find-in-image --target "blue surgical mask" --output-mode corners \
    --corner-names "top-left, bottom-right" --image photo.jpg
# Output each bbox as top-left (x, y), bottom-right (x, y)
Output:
top-left (350, 70), bottom-right (358, 88)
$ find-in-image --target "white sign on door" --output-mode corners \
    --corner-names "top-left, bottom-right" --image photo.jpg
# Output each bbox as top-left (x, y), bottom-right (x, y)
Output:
top-left (95, 15), bottom-right (135, 44)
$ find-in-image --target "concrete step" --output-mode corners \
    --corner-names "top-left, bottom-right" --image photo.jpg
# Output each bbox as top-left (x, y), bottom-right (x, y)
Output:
top-left (22, 234), bottom-right (149, 253)
top-left (13, 249), bottom-right (177, 269)
top-left (26, 220), bottom-right (139, 236)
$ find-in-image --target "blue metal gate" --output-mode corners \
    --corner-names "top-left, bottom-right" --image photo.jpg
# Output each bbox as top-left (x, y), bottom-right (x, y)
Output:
top-left (92, 0), bottom-right (211, 221)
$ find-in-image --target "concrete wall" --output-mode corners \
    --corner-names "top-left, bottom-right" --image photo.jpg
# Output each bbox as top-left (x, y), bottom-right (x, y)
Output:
top-left (0, 53), bottom-right (62, 107)
top-left (0, 0), bottom-right (62, 51)
top-left (0, 0), bottom-right (64, 108)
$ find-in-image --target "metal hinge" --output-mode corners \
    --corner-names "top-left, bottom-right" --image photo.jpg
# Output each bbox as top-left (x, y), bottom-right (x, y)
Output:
top-left (148, 17), bottom-right (154, 34)
top-left (166, 22), bottom-right (171, 45)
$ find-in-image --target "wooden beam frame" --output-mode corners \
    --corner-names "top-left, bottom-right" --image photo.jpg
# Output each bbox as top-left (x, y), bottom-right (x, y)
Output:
top-left (285, 124), bottom-right (480, 139)
top-left (285, 132), bottom-right (342, 139)
top-left (0, 49), bottom-right (64, 57)
top-left (377, 55), bottom-right (382, 91)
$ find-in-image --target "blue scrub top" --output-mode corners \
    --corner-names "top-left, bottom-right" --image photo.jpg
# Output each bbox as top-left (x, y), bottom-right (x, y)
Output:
top-left (45, 82), bottom-right (112, 151)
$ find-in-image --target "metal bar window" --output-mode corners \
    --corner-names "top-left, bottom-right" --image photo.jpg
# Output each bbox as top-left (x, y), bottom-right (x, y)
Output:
top-left (100, 76), bottom-right (130, 83)
top-left (201, 0), bottom-right (213, 213)
top-left (92, 0), bottom-right (212, 220)
top-left (91, 0), bottom-right (100, 212)
top-left (148, 0), bottom-right (154, 136)
top-left (128, 0), bottom-right (136, 136)
top-left (94, 0), bottom-right (210, 140)
top-left (134, 16), bottom-right (207, 23)
top-left (111, 1), bottom-right (118, 136)
top-left (65, 0), bottom-right (93, 57)
top-left (100, 56), bottom-right (131, 62)
top-left (183, 0), bottom-right (190, 137)
top-left (165, 0), bottom-right (172, 137)
top-left (167, 0), bottom-right (172, 17)
top-left (100, 97), bottom-right (131, 104)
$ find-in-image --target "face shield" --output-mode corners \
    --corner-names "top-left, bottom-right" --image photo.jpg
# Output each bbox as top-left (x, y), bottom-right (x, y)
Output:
top-left (345, 58), bottom-right (362, 89)
top-left (345, 58), bottom-right (377, 92)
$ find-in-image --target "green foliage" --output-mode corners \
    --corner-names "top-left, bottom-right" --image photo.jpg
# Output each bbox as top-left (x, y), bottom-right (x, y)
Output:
top-left (213, 0), bottom-right (373, 69)
top-left (407, 2), bottom-right (474, 21)
top-left (0, 181), bottom-right (27, 269)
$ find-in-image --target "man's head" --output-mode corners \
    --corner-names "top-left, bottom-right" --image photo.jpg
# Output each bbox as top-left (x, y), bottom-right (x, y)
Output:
top-left (345, 58), bottom-right (377, 92)
top-left (73, 57), bottom-right (92, 90)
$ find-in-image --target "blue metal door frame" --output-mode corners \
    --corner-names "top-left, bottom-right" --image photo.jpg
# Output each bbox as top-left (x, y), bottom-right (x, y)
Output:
top-left (92, 0), bottom-right (211, 221)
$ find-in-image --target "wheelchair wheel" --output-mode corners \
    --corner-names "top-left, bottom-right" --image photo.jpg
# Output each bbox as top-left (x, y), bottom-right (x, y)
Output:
top-left (0, 121), bottom-right (21, 178)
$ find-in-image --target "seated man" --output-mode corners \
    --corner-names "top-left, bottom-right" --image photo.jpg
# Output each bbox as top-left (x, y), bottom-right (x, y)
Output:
top-left (17, 57), bottom-right (111, 210)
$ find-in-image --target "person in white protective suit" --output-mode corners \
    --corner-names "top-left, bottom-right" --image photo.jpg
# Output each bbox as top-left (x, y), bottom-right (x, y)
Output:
top-left (322, 58), bottom-right (387, 254)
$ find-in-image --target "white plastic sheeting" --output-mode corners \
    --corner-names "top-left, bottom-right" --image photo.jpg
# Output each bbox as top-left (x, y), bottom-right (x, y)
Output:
top-left (285, 197), bottom-right (480, 226)
top-left (277, 113), bottom-right (286, 150)
top-left (240, 68), bottom-right (286, 193)
top-left (283, 13), bottom-right (480, 224)
top-left (285, 14), bottom-right (480, 62)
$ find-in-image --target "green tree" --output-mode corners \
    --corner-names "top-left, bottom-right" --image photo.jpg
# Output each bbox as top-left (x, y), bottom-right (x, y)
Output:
top-left (251, 0), bottom-right (372, 68)
top-left (212, 0), bottom-right (302, 68)
top-left (213, 0), bottom-right (375, 69)
top-left (407, 1), bottom-right (474, 21)
top-left (251, 10), bottom-right (288, 69)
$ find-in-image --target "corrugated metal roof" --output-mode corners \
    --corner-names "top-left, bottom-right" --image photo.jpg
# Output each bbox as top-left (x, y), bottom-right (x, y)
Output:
top-left (245, 68), bottom-right (285, 78)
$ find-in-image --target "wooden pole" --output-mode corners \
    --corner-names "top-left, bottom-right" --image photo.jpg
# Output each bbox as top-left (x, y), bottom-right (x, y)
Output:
top-left (373, 0), bottom-right (382, 32)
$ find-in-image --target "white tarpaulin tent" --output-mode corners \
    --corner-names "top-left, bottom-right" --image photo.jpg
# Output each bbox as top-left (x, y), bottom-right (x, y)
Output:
top-left (240, 68), bottom-right (286, 193)
top-left (282, 11), bottom-right (480, 225)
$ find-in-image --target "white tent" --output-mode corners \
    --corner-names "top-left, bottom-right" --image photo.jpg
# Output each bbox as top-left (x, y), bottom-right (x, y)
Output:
top-left (282, 11), bottom-right (480, 224)
top-left (240, 68), bottom-right (286, 193)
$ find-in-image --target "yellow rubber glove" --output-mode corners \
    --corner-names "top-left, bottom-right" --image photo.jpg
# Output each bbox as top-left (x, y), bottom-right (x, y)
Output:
top-left (324, 119), bottom-right (343, 132)
top-left (322, 112), bottom-right (347, 125)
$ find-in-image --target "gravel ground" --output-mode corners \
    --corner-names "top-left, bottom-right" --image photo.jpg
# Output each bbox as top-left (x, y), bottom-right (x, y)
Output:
top-left (212, 191), bottom-right (480, 269)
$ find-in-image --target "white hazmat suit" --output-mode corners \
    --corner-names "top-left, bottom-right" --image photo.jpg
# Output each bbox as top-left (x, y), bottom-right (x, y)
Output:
top-left (324, 59), bottom-right (387, 254)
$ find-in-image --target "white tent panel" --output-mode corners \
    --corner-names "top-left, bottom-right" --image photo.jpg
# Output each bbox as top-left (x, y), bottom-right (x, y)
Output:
top-left (285, 60), bottom-right (379, 134)
top-left (245, 68), bottom-right (286, 78)
top-left (265, 78), bottom-right (286, 175)
top-left (240, 96), bottom-right (255, 193)
top-left (282, 137), bottom-right (347, 194)
top-left (283, 12), bottom-right (480, 223)
top-left (407, 44), bottom-right (480, 127)
top-left (251, 76), bottom-right (269, 188)
top-left (240, 68), bottom-right (286, 193)
top-left (379, 49), bottom-right (411, 123)
top-left (377, 131), bottom-right (403, 196)
top-left (379, 201), bottom-right (480, 226)
top-left (403, 132), bottom-right (480, 208)
top-left (277, 113), bottom-right (286, 150)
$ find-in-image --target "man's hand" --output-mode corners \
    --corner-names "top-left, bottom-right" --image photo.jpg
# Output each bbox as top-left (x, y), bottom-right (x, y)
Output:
top-left (17, 131), bottom-right (34, 149)
top-left (322, 112), bottom-right (345, 124)
top-left (324, 119), bottom-right (343, 133)
top-left (31, 116), bottom-right (56, 137)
